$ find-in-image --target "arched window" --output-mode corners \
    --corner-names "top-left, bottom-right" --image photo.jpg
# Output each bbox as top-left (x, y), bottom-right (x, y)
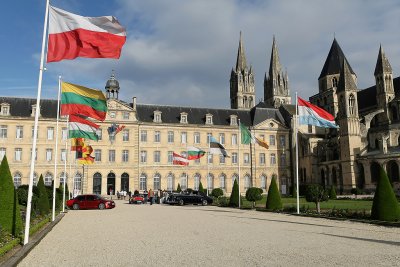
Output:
top-left (180, 173), bottom-right (187, 190)
top-left (139, 173), bottom-right (147, 191)
top-left (207, 173), bottom-right (214, 190)
top-left (370, 162), bottom-right (381, 183)
top-left (121, 173), bottom-right (129, 191)
top-left (33, 172), bottom-right (38, 186)
top-left (74, 173), bottom-right (82, 191)
top-left (59, 172), bottom-right (67, 187)
top-left (13, 172), bottom-right (22, 188)
top-left (45, 172), bottom-right (53, 186)
top-left (387, 161), bottom-right (399, 183)
top-left (93, 172), bottom-right (102, 195)
top-left (153, 173), bottom-right (161, 191)
top-left (260, 175), bottom-right (267, 190)
top-left (219, 173), bottom-right (226, 190)
top-left (167, 173), bottom-right (174, 192)
top-left (194, 173), bottom-right (201, 190)
top-left (244, 174), bottom-right (251, 190)
top-left (231, 174), bottom-right (238, 189)
top-left (332, 77), bottom-right (338, 87)
top-left (349, 94), bottom-right (355, 115)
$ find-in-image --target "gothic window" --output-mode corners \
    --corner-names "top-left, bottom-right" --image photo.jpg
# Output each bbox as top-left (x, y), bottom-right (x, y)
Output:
top-left (249, 97), bottom-right (253, 107)
top-left (332, 77), bottom-right (338, 88)
top-left (349, 94), bottom-right (355, 115)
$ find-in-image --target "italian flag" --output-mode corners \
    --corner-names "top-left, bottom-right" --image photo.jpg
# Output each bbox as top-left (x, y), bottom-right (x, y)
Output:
top-left (173, 153), bottom-right (189, 166)
top-left (68, 115), bottom-right (100, 141)
top-left (186, 146), bottom-right (206, 160)
top-left (61, 82), bottom-right (107, 121)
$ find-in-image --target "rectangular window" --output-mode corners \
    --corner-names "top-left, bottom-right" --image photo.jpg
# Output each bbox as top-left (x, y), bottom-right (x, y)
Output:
top-left (219, 154), bottom-right (225, 164)
top-left (269, 135), bottom-right (275, 146)
top-left (155, 131), bottom-right (161, 143)
top-left (181, 132), bottom-right (187, 144)
top-left (231, 134), bottom-right (237, 145)
top-left (140, 151), bottom-right (147, 163)
top-left (0, 148), bottom-right (6, 160)
top-left (219, 133), bottom-right (225, 144)
top-left (280, 135), bottom-right (286, 148)
top-left (47, 127), bottom-right (54, 140)
top-left (122, 150), bottom-right (129, 162)
top-left (122, 129), bottom-right (129, 141)
top-left (207, 154), bottom-right (213, 164)
top-left (167, 151), bottom-right (173, 164)
top-left (109, 150), bottom-right (115, 162)
top-left (168, 131), bottom-right (174, 143)
top-left (140, 130), bottom-right (147, 142)
top-left (207, 133), bottom-right (212, 144)
top-left (94, 149), bottom-right (101, 161)
top-left (232, 152), bottom-right (237, 164)
top-left (62, 127), bottom-right (68, 140)
top-left (96, 129), bottom-right (102, 141)
top-left (270, 153), bottom-right (276, 165)
top-left (31, 126), bottom-right (35, 138)
top-left (30, 149), bottom-right (37, 161)
top-left (123, 112), bottom-right (130, 120)
top-left (0, 125), bottom-right (7, 138)
top-left (15, 148), bottom-right (22, 161)
top-left (61, 149), bottom-right (66, 162)
top-left (194, 132), bottom-right (200, 144)
top-left (280, 153), bottom-right (286, 166)
top-left (259, 153), bottom-right (265, 165)
top-left (244, 153), bottom-right (250, 164)
top-left (154, 151), bottom-right (161, 163)
top-left (16, 126), bottom-right (23, 139)
top-left (46, 148), bottom-right (52, 161)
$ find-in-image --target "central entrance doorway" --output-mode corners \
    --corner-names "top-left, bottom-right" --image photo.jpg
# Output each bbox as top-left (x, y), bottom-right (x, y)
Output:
top-left (107, 172), bottom-right (116, 195)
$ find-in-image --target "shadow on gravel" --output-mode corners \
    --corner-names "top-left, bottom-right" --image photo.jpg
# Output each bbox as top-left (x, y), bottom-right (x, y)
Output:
top-left (184, 208), bottom-right (245, 214)
top-left (319, 233), bottom-right (400, 247)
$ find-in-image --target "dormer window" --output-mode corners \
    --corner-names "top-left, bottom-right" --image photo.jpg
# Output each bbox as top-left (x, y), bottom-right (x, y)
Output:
top-left (154, 110), bottom-right (162, 123)
top-left (206, 114), bottom-right (213, 125)
top-left (230, 115), bottom-right (238, 126)
top-left (31, 104), bottom-right (40, 117)
top-left (0, 103), bottom-right (10, 116)
top-left (180, 112), bottom-right (188, 124)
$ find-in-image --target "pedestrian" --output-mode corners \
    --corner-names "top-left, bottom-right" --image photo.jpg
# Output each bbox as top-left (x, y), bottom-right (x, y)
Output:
top-left (123, 190), bottom-right (127, 200)
top-left (117, 191), bottom-right (120, 200)
top-left (128, 191), bottom-right (132, 198)
top-left (148, 188), bottom-right (154, 205)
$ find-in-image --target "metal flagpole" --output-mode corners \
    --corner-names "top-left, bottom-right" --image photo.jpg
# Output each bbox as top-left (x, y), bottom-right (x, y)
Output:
top-left (296, 92), bottom-right (300, 214)
top-left (52, 76), bottom-right (61, 221)
top-left (24, 0), bottom-right (50, 245)
top-left (63, 115), bottom-right (69, 212)
top-left (207, 134), bottom-right (210, 196)
top-left (238, 119), bottom-right (241, 209)
top-left (68, 133), bottom-right (72, 200)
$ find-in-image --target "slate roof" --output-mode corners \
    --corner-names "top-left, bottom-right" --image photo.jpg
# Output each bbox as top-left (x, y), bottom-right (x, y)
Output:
top-left (319, 38), bottom-right (355, 79)
top-left (0, 97), bottom-right (58, 118)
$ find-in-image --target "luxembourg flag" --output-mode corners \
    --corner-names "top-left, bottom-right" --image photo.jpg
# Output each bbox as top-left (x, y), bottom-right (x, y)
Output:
top-left (47, 5), bottom-right (126, 62)
top-left (298, 97), bottom-right (339, 128)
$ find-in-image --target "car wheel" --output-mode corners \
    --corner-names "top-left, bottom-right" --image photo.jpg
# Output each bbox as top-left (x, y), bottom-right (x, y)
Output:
top-left (179, 199), bottom-right (184, 206)
top-left (202, 199), bottom-right (208, 206)
top-left (99, 203), bottom-right (105, 210)
top-left (72, 203), bottom-right (79, 210)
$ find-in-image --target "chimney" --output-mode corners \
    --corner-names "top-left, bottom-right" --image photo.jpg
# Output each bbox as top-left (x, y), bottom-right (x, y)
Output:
top-left (132, 97), bottom-right (137, 111)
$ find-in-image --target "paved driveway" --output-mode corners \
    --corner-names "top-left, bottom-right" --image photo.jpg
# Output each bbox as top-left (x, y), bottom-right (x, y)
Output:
top-left (18, 200), bottom-right (400, 266)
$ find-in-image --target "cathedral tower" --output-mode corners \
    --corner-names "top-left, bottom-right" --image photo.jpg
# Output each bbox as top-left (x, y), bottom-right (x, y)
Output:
top-left (374, 45), bottom-right (395, 124)
top-left (264, 36), bottom-right (290, 108)
top-left (230, 32), bottom-right (255, 110)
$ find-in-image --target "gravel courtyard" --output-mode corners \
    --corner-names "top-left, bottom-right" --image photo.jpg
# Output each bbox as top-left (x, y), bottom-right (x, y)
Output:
top-left (18, 200), bottom-right (400, 266)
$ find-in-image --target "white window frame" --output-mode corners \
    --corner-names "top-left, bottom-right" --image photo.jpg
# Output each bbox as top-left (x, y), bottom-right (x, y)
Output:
top-left (15, 148), bottom-right (22, 161)
top-left (122, 150), bottom-right (129, 162)
top-left (109, 150), bottom-right (116, 162)
top-left (47, 127), bottom-right (54, 140)
top-left (16, 126), bottom-right (23, 139)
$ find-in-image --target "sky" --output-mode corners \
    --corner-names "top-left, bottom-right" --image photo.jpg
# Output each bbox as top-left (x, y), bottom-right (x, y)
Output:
top-left (3, 0), bottom-right (400, 109)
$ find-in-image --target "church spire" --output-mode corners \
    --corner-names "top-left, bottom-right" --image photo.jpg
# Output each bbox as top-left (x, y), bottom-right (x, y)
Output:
top-left (337, 59), bottom-right (357, 92)
top-left (269, 35), bottom-right (282, 77)
top-left (235, 31), bottom-right (247, 72)
top-left (374, 45), bottom-right (392, 76)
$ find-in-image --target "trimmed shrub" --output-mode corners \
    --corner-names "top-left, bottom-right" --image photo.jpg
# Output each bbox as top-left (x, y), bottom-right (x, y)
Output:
top-left (245, 187), bottom-right (263, 209)
top-left (211, 188), bottom-right (224, 198)
top-left (305, 184), bottom-right (328, 213)
top-left (265, 176), bottom-right (282, 210)
top-left (371, 167), bottom-right (400, 222)
top-left (216, 196), bottom-right (229, 207)
top-left (0, 156), bottom-right (23, 236)
top-left (329, 186), bottom-right (337, 200)
top-left (199, 182), bottom-right (205, 193)
top-left (37, 175), bottom-right (50, 215)
top-left (351, 187), bottom-right (363, 196)
top-left (229, 179), bottom-right (240, 207)
top-left (177, 183), bottom-right (181, 193)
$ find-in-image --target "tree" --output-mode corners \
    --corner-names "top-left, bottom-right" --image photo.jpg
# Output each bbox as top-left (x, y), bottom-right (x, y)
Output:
top-left (0, 156), bottom-right (22, 236)
top-left (229, 179), bottom-right (240, 207)
top-left (176, 183), bottom-right (181, 193)
top-left (371, 166), bottom-right (400, 221)
top-left (265, 176), bottom-right (282, 210)
top-left (305, 184), bottom-right (328, 213)
top-left (211, 188), bottom-right (224, 198)
top-left (329, 186), bottom-right (337, 200)
top-left (37, 174), bottom-right (50, 215)
top-left (199, 181), bottom-right (205, 193)
top-left (245, 187), bottom-right (262, 209)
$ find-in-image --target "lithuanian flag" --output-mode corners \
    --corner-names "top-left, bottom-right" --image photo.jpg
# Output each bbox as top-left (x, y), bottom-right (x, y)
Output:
top-left (61, 82), bottom-right (107, 121)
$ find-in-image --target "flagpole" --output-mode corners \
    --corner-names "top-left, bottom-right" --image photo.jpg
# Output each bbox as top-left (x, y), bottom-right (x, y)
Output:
top-left (24, 0), bottom-right (50, 245)
top-left (295, 92), bottom-right (300, 214)
top-left (63, 115), bottom-right (69, 212)
top-left (52, 75), bottom-right (61, 221)
top-left (207, 136), bottom-right (210, 196)
top-left (238, 119), bottom-right (241, 209)
top-left (68, 135), bottom-right (72, 200)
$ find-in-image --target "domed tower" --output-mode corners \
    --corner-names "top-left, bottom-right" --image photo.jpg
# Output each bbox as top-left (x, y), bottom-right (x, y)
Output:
top-left (105, 71), bottom-right (120, 99)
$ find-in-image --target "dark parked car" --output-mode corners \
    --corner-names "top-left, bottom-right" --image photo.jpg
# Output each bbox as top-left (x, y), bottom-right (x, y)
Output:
top-left (129, 194), bottom-right (145, 204)
top-left (66, 194), bottom-right (115, 210)
top-left (166, 190), bottom-right (213, 206)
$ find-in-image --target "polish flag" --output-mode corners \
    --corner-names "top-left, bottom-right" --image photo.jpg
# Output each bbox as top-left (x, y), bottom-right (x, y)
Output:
top-left (47, 5), bottom-right (126, 62)
top-left (173, 152), bottom-right (189, 166)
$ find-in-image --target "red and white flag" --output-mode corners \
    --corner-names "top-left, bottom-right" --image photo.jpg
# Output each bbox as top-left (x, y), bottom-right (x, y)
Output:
top-left (47, 5), bottom-right (126, 62)
top-left (173, 152), bottom-right (189, 166)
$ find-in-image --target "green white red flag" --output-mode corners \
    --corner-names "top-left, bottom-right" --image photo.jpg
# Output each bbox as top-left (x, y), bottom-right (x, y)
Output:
top-left (186, 146), bottom-right (206, 160)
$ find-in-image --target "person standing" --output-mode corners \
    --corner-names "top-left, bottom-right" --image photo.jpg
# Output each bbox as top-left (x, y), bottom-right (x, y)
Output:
top-left (148, 189), bottom-right (154, 205)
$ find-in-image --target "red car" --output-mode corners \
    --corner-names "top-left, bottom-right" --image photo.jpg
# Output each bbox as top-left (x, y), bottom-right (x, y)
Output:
top-left (66, 194), bottom-right (115, 210)
top-left (129, 194), bottom-right (145, 204)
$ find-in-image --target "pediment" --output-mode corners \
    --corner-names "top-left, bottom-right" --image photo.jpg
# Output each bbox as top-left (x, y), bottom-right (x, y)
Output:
top-left (253, 118), bottom-right (288, 130)
top-left (107, 99), bottom-right (132, 111)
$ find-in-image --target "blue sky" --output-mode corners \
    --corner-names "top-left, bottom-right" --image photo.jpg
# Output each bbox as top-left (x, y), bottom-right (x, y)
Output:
top-left (3, 0), bottom-right (400, 108)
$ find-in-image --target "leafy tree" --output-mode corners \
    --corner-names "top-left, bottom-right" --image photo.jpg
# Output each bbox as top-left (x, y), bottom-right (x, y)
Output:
top-left (329, 186), bottom-right (337, 200)
top-left (265, 176), bottom-right (282, 210)
top-left (177, 183), bottom-right (181, 193)
top-left (245, 187), bottom-right (262, 209)
top-left (229, 179), bottom-right (240, 207)
top-left (37, 174), bottom-right (50, 215)
top-left (0, 156), bottom-right (22, 236)
top-left (305, 184), bottom-right (328, 213)
top-left (199, 181), bottom-right (205, 193)
top-left (211, 188), bottom-right (224, 198)
top-left (371, 167), bottom-right (400, 221)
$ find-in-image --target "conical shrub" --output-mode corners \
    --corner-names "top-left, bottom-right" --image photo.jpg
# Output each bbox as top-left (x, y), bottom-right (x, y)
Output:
top-left (199, 181), bottom-right (204, 193)
top-left (37, 174), bottom-right (50, 215)
top-left (371, 167), bottom-right (400, 221)
top-left (229, 178), bottom-right (240, 207)
top-left (177, 183), bottom-right (181, 192)
top-left (0, 156), bottom-right (23, 236)
top-left (266, 176), bottom-right (282, 210)
top-left (329, 186), bottom-right (337, 200)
